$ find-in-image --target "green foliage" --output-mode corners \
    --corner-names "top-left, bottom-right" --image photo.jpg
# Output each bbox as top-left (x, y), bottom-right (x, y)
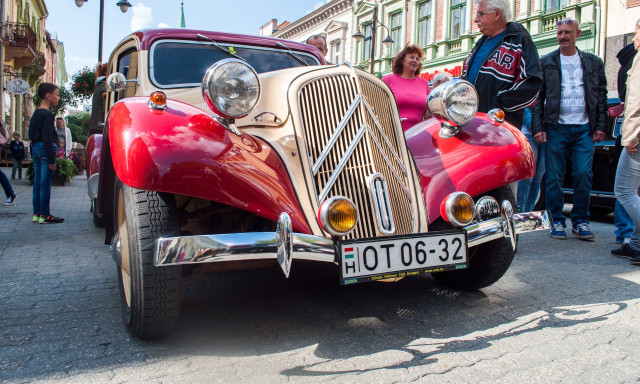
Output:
top-left (56, 158), bottom-right (78, 184)
top-left (67, 112), bottom-right (91, 146)
top-left (32, 86), bottom-right (78, 116)
top-left (25, 158), bottom-right (78, 185)
top-left (71, 66), bottom-right (96, 101)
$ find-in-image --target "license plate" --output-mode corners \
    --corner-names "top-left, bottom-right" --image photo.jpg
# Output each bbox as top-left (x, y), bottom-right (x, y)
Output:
top-left (339, 230), bottom-right (468, 285)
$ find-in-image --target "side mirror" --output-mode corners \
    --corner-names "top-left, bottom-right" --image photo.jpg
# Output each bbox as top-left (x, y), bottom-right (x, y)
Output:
top-left (107, 72), bottom-right (138, 92)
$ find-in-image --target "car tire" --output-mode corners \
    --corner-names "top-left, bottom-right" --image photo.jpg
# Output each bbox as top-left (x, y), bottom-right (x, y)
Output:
top-left (92, 198), bottom-right (104, 228)
top-left (114, 179), bottom-right (181, 339)
top-left (431, 186), bottom-right (517, 290)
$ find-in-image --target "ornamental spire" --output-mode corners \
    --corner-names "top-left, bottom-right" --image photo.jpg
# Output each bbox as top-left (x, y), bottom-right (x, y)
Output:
top-left (178, 1), bottom-right (186, 28)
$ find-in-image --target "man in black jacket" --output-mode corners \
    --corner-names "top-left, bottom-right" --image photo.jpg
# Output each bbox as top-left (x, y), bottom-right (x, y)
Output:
top-left (461, 0), bottom-right (542, 128)
top-left (531, 18), bottom-right (607, 241)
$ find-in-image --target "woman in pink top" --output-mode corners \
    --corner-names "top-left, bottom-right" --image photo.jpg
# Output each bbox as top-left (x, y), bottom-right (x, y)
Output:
top-left (382, 45), bottom-right (431, 131)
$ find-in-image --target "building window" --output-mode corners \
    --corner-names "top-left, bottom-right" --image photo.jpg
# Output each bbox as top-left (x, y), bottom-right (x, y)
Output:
top-left (545, 0), bottom-right (571, 12)
top-left (450, 0), bottom-right (466, 39)
top-left (332, 40), bottom-right (342, 63)
top-left (417, 1), bottom-right (432, 48)
top-left (362, 23), bottom-right (372, 62)
top-left (389, 12), bottom-right (403, 55)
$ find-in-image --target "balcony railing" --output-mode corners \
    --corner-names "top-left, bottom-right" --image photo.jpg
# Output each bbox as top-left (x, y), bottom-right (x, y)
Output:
top-left (542, 12), bottom-right (567, 32)
top-left (33, 51), bottom-right (45, 68)
top-left (3, 22), bottom-right (37, 47)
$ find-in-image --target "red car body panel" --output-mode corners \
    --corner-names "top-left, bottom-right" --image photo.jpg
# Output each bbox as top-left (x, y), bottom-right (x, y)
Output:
top-left (105, 97), bottom-right (311, 234)
top-left (86, 134), bottom-right (102, 179)
top-left (406, 113), bottom-right (535, 223)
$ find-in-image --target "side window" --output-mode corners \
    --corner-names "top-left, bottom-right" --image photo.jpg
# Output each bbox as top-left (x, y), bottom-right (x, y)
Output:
top-left (115, 49), bottom-right (139, 101)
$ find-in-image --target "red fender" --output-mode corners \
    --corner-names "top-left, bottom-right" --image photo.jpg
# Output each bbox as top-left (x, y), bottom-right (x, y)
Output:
top-left (105, 97), bottom-right (310, 233)
top-left (406, 113), bottom-right (535, 223)
top-left (86, 134), bottom-right (102, 179)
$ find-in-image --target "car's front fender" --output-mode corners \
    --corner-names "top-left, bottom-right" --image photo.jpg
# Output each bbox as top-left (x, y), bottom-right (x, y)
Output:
top-left (406, 114), bottom-right (535, 222)
top-left (104, 97), bottom-right (310, 233)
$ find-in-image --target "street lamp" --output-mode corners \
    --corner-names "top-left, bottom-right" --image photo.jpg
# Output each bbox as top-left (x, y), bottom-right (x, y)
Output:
top-left (74, 0), bottom-right (133, 64)
top-left (352, 2), bottom-right (394, 74)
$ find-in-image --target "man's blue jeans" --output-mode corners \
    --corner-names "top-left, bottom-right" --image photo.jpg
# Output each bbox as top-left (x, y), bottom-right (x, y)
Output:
top-left (615, 147), bottom-right (640, 251)
top-left (614, 199), bottom-right (633, 242)
top-left (517, 132), bottom-right (546, 212)
top-left (545, 123), bottom-right (594, 225)
top-left (32, 142), bottom-right (55, 216)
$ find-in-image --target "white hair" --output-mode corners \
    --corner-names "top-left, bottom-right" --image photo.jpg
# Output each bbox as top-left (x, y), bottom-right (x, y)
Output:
top-left (637, 18), bottom-right (640, 29)
top-left (432, 72), bottom-right (453, 88)
top-left (475, 0), bottom-right (512, 22)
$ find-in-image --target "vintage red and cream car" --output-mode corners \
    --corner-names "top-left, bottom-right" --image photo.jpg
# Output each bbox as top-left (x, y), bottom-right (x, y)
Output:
top-left (86, 28), bottom-right (551, 339)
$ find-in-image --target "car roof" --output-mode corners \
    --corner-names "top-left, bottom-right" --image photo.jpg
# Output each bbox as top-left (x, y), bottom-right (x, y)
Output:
top-left (129, 28), bottom-right (325, 64)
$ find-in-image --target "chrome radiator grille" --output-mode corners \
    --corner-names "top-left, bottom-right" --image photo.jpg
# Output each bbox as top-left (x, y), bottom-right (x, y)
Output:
top-left (298, 73), bottom-right (416, 239)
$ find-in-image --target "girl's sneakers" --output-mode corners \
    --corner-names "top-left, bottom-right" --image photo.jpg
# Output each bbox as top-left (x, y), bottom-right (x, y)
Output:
top-left (32, 214), bottom-right (40, 222)
top-left (38, 215), bottom-right (64, 224)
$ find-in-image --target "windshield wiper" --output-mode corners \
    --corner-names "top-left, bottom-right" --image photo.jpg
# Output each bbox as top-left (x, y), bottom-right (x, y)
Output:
top-left (276, 42), bottom-right (310, 66)
top-left (196, 34), bottom-right (246, 62)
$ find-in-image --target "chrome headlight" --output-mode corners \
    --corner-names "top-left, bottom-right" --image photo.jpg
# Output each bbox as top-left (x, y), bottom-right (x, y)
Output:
top-left (427, 79), bottom-right (478, 127)
top-left (201, 58), bottom-right (260, 119)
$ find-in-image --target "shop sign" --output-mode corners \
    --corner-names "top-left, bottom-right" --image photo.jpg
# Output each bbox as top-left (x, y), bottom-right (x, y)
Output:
top-left (6, 79), bottom-right (29, 95)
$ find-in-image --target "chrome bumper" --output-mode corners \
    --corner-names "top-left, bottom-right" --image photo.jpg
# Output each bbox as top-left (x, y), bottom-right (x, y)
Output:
top-left (154, 209), bottom-right (551, 273)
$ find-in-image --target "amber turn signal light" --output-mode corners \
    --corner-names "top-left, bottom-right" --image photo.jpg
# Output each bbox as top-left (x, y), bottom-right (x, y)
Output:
top-left (148, 91), bottom-right (167, 110)
top-left (318, 196), bottom-right (358, 237)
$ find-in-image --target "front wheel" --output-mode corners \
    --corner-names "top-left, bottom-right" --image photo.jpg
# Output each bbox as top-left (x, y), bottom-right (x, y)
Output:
top-left (114, 180), bottom-right (181, 339)
top-left (431, 186), bottom-right (517, 290)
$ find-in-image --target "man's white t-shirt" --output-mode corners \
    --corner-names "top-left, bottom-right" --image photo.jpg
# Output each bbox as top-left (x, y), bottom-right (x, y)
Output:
top-left (558, 52), bottom-right (589, 125)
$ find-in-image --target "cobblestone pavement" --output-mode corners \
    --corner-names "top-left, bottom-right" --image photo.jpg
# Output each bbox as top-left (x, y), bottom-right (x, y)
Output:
top-left (1, 167), bottom-right (639, 383)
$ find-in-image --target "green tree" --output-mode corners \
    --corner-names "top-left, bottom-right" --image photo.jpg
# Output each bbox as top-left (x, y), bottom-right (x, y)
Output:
top-left (67, 112), bottom-right (91, 146)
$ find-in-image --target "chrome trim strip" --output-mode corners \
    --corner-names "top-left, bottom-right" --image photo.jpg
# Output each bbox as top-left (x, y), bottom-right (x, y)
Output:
top-left (368, 173), bottom-right (395, 234)
top-left (318, 123), bottom-right (367, 203)
top-left (361, 96), bottom-right (406, 173)
top-left (311, 94), bottom-right (361, 175)
top-left (466, 210), bottom-right (552, 248)
top-left (154, 210), bottom-right (551, 268)
top-left (155, 232), bottom-right (335, 266)
top-left (364, 124), bottom-right (411, 198)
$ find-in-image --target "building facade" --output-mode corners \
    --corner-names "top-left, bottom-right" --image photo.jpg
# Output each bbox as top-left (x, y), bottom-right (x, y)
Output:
top-left (2, 0), bottom-right (63, 138)
top-left (265, 0), bottom-right (354, 65)
top-left (604, 0), bottom-right (640, 97)
top-left (264, 0), bottom-right (614, 89)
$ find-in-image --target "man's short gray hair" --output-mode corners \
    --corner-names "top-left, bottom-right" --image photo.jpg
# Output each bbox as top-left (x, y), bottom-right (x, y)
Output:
top-left (432, 72), bottom-right (453, 88)
top-left (636, 18), bottom-right (640, 29)
top-left (476, 0), bottom-right (511, 22)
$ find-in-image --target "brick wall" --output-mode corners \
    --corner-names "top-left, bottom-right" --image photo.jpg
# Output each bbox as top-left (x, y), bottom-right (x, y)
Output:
top-left (627, 0), bottom-right (640, 8)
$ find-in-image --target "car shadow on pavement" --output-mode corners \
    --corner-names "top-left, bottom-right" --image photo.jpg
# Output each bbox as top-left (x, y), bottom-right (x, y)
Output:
top-left (161, 245), bottom-right (634, 379)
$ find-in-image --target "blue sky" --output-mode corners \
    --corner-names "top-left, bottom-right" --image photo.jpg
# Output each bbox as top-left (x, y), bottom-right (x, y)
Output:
top-left (47, 0), bottom-right (329, 81)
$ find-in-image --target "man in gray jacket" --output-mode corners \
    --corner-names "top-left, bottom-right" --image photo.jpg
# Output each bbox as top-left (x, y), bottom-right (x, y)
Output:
top-left (531, 18), bottom-right (607, 241)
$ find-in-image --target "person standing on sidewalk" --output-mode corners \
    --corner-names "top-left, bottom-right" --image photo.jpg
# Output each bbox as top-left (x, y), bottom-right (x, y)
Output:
top-left (9, 132), bottom-right (25, 179)
top-left (531, 18), bottom-right (607, 240)
top-left (517, 107), bottom-right (545, 212)
top-left (613, 42), bottom-right (636, 244)
top-left (28, 83), bottom-right (64, 224)
top-left (460, 0), bottom-right (542, 128)
top-left (612, 19), bottom-right (640, 265)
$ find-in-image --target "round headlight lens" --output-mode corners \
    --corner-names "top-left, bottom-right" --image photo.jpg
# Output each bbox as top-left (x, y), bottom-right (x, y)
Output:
top-left (427, 79), bottom-right (478, 127)
top-left (442, 192), bottom-right (475, 227)
top-left (202, 58), bottom-right (260, 118)
top-left (319, 196), bottom-right (358, 236)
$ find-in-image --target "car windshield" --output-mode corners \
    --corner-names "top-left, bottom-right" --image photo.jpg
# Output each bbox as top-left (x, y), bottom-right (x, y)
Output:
top-left (151, 41), bottom-right (320, 88)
